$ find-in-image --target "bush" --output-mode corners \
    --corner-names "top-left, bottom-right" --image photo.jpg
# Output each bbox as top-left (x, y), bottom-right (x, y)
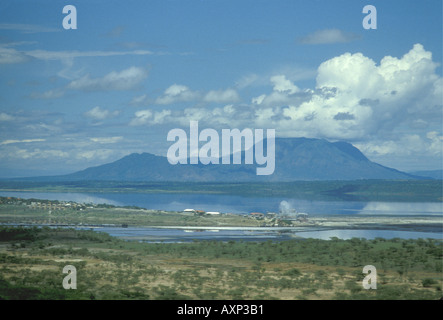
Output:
top-left (422, 278), bottom-right (437, 287)
top-left (284, 268), bottom-right (301, 277)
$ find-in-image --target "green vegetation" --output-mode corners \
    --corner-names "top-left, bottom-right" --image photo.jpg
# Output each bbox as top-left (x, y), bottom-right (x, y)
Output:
top-left (0, 179), bottom-right (441, 202)
top-left (0, 226), bottom-right (441, 300)
top-left (0, 188), bottom-right (441, 300)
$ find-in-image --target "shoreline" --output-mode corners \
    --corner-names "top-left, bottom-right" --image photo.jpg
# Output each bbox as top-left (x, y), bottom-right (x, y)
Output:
top-left (2, 214), bottom-right (442, 230)
top-left (2, 214), bottom-right (441, 242)
top-left (1, 195), bottom-right (441, 240)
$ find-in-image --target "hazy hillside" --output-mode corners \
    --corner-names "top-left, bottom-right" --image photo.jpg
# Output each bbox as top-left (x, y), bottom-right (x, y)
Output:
top-left (55, 137), bottom-right (417, 182)
top-left (409, 170), bottom-right (442, 180)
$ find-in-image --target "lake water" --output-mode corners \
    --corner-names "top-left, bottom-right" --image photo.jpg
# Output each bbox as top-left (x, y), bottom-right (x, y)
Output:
top-left (1, 190), bottom-right (442, 216)
top-left (1, 190), bottom-right (442, 241)
top-left (3, 223), bottom-right (441, 242)
top-left (87, 226), bottom-right (443, 242)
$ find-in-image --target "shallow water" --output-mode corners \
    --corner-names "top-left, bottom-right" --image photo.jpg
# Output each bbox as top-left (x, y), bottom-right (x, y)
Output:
top-left (85, 225), bottom-right (442, 242)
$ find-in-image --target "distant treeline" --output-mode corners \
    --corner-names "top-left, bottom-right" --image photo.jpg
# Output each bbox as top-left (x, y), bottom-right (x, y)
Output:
top-left (0, 179), bottom-right (441, 202)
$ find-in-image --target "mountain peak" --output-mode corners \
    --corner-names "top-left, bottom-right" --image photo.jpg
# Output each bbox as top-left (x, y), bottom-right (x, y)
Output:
top-left (58, 137), bottom-right (414, 182)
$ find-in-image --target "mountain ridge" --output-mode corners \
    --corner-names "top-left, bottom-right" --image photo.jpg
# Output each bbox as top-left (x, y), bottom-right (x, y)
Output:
top-left (41, 137), bottom-right (421, 182)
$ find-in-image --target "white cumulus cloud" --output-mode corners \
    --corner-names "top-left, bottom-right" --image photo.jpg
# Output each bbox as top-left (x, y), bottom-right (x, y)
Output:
top-left (270, 75), bottom-right (300, 94)
top-left (130, 109), bottom-right (172, 126)
top-left (68, 66), bottom-right (148, 91)
top-left (85, 106), bottom-right (119, 120)
top-left (277, 44), bottom-right (442, 140)
top-left (155, 84), bottom-right (199, 105)
top-left (203, 88), bottom-right (240, 103)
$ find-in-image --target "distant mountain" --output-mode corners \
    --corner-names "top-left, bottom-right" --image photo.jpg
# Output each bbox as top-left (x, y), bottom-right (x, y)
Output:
top-left (409, 170), bottom-right (443, 180)
top-left (268, 138), bottom-right (416, 181)
top-left (51, 137), bottom-right (418, 182)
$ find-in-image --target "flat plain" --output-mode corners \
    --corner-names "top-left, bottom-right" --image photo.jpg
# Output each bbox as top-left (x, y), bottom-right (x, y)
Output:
top-left (0, 197), bottom-right (442, 300)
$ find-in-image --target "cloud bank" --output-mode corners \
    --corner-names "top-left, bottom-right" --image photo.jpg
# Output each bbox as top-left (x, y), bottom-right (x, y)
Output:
top-left (129, 44), bottom-right (442, 166)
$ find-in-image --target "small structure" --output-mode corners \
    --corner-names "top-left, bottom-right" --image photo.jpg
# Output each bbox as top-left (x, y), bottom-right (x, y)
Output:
top-left (183, 208), bottom-right (196, 213)
top-left (206, 211), bottom-right (220, 215)
top-left (250, 212), bottom-right (264, 218)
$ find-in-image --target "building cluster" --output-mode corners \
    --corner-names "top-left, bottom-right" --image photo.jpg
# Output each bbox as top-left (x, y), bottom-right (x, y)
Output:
top-left (183, 208), bottom-right (221, 216)
top-left (28, 201), bottom-right (88, 211)
top-left (0, 196), bottom-right (92, 211)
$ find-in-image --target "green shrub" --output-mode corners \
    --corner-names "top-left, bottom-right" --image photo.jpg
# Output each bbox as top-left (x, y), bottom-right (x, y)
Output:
top-left (422, 278), bottom-right (438, 287)
top-left (284, 268), bottom-right (301, 277)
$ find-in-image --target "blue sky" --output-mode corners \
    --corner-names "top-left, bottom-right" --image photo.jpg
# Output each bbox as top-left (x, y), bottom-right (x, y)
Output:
top-left (0, 0), bottom-right (442, 177)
